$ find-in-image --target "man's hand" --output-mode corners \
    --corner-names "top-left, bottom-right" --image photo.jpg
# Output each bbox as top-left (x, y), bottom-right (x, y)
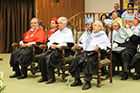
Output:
top-left (93, 46), bottom-right (99, 52)
top-left (51, 44), bottom-right (58, 49)
top-left (21, 43), bottom-right (28, 47)
top-left (112, 46), bottom-right (116, 49)
top-left (125, 24), bottom-right (130, 29)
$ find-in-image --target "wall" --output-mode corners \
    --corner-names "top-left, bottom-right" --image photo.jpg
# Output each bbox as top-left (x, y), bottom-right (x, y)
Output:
top-left (85, 0), bottom-right (120, 12)
top-left (35, 0), bottom-right (85, 26)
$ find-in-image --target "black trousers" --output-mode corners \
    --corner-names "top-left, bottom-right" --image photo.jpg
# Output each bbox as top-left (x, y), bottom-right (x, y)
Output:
top-left (131, 52), bottom-right (140, 73)
top-left (121, 48), bottom-right (136, 72)
top-left (10, 47), bottom-right (33, 75)
top-left (38, 52), bottom-right (55, 79)
top-left (70, 52), bottom-right (98, 82)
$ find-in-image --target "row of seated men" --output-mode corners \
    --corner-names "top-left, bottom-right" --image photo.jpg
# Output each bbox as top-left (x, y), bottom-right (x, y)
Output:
top-left (100, 3), bottom-right (140, 30)
top-left (9, 14), bottom-right (140, 90)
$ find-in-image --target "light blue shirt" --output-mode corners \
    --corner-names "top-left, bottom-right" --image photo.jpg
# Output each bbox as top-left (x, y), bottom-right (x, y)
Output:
top-left (78, 30), bottom-right (91, 47)
top-left (83, 30), bottom-right (111, 51)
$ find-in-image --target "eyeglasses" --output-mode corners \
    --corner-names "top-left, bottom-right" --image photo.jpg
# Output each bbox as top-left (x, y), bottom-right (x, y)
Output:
top-left (113, 25), bottom-right (118, 27)
top-left (128, 12), bottom-right (133, 13)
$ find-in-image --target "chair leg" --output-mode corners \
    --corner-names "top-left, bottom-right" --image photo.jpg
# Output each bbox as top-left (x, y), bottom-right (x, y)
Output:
top-left (97, 65), bottom-right (102, 87)
top-left (58, 67), bottom-right (60, 76)
top-left (30, 62), bottom-right (36, 78)
top-left (109, 64), bottom-right (113, 83)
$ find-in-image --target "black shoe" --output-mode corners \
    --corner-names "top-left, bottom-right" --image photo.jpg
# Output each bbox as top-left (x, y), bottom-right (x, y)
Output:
top-left (121, 73), bottom-right (128, 80)
top-left (9, 73), bottom-right (19, 78)
top-left (17, 74), bottom-right (27, 79)
top-left (71, 79), bottom-right (82, 87)
top-left (82, 82), bottom-right (91, 90)
top-left (133, 73), bottom-right (140, 80)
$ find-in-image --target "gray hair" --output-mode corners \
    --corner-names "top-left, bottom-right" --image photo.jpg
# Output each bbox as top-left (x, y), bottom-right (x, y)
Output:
top-left (113, 22), bottom-right (120, 27)
top-left (113, 11), bottom-right (119, 16)
top-left (114, 3), bottom-right (119, 7)
top-left (31, 17), bottom-right (39, 24)
top-left (58, 17), bottom-right (67, 24)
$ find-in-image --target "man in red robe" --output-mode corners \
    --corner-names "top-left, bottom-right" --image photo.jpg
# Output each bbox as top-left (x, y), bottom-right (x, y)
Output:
top-left (9, 18), bottom-right (46, 79)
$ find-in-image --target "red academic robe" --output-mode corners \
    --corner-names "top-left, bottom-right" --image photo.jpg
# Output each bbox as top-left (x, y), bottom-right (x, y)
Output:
top-left (45, 27), bottom-right (59, 38)
top-left (23, 28), bottom-right (46, 44)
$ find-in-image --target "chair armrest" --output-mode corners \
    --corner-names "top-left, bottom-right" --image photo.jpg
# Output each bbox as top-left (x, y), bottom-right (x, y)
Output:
top-left (39, 44), bottom-right (48, 49)
top-left (30, 44), bottom-right (39, 48)
top-left (59, 46), bottom-right (70, 51)
top-left (12, 43), bottom-right (19, 47)
top-left (71, 46), bottom-right (82, 52)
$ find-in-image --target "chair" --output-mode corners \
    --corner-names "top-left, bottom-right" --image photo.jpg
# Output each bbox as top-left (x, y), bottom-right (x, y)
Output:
top-left (55, 21), bottom-right (83, 81)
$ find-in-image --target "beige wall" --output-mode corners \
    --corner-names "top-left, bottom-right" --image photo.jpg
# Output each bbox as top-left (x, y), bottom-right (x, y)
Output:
top-left (85, 0), bottom-right (120, 12)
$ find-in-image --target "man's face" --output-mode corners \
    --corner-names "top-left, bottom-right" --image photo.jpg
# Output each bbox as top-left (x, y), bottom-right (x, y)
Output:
top-left (86, 22), bottom-right (92, 31)
top-left (30, 19), bottom-right (39, 30)
top-left (93, 21), bottom-right (101, 33)
top-left (58, 19), bottom-right (66, 31)
top-left (114, 4), bottom-right (119, 11)
top-left (112, 13), bottom-right (118, 19)
top-left (128, 5), bottom-right (133, 9)
top-left (113, 23), bottom-right (120, 31)
top-left (125, 20), bottom-right (133, 28)
top-left (128, 10), bottom-right (134, 15)
top-left (50, 20), bottom-right (57, 29)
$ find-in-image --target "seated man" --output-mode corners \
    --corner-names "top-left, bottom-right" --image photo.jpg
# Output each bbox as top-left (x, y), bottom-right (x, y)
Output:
top-left (121, 3), bottom-right (136, 20)
top-left (46, 17), bottom-right (59, 39)
top-left (112, 12), bottom-right (123, 27)
top-left (9, 18), bottom-right (46, 79)
top-left (113, 22), bottom-right (120, 32)
top-left (108, 3), bottom-right (123, 19)
top-left (76, 17), bottom-right (93, 47)
top-left (37, 17), bottom-right (74, 83)
top-left (69, 21), bottom-right (110, 90)
top-left (112, 14), bottom-right (139, 80)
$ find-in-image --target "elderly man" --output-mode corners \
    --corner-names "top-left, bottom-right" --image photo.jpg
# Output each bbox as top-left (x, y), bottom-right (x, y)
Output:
top-left (108, 3), bottom-right (123, 19)
top-left (113, 22), bottom-right (120, 32)
top-left (9, 18), bottom-right (46, 79)
top-left (112, 12), bottom-right (123, 27)
top-left (37, 17), bottom-right (74, 84)
top-left (112, 14), bottom-right (139, 80)
top-left (69, 21), bottom-right (110, 90)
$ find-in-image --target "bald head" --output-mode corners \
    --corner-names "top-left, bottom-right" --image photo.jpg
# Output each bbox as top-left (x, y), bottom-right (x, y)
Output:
top-left (93, 21), bottom-right (103, 33)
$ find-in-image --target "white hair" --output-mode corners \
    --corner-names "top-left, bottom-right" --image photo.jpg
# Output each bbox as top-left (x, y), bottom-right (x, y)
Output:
top-left (31, 17), bottom-right (39, 24)
top-left (96, 21), bottom-right (103, 28)
top-left (58, 17), bottom-right (67, 24)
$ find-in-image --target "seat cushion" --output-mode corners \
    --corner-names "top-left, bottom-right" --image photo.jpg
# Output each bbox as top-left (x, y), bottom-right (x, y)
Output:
top-left (64, 55), bottom-right (74, 61)
top-left (100, 58), bottom-right (111, 65)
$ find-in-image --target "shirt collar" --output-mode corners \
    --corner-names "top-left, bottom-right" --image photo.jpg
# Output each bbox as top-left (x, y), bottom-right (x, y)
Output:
top-left (30, 27), bottom-right (38, 31)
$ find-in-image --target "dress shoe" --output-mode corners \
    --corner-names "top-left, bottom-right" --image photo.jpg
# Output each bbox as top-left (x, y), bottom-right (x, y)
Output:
top-left (17, 74), bottom-right (27, 79)
top-left (9, 73), bottom-right (19, 78)
top-left (133, 73), bottom-right (140, 80)
top-left (82, 82), bottom-right (91, 90)
top-left (121, 73), bottom-right (128, 80)
top-left (71, 79), bottom-right (82, 87)
top-left (37, 77), bottom-right (48, 83)
top-left (45, 78), bottom-right (56, 84)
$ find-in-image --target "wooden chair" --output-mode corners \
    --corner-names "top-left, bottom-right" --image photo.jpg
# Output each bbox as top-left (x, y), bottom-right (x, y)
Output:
top-left (55, 21), bottom-right (82, 81)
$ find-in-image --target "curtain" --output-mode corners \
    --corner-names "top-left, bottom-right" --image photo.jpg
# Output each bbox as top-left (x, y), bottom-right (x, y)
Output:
top-left (0, 0), bottom-right (35, 53)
